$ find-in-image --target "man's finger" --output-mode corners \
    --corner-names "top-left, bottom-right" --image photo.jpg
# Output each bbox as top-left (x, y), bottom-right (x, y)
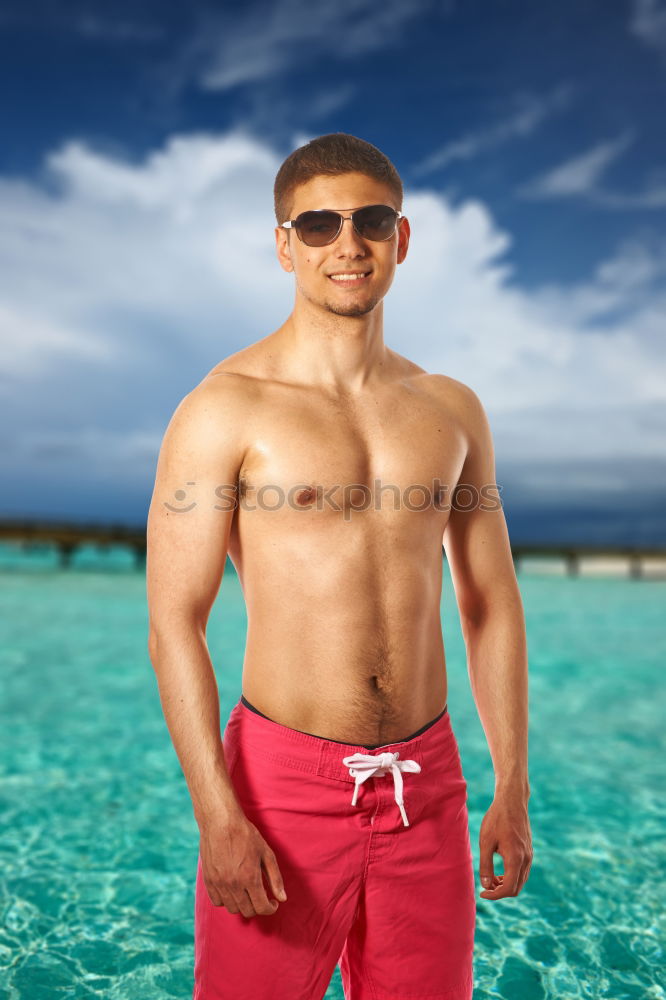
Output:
top-left (480, 859), bottom-right (521, 899)
top-left (517, 855), bottom-right (533, 894)
top-left (247, 880), bottom-right (279, 916)
top-left (236, 887), bottom-right (258, 918)
top-left (479, 843), bottom-right (497, 890)
top-left (246, 865), bottom-right (283, 916)
top-left (262, 851), bottom-right (288, 902)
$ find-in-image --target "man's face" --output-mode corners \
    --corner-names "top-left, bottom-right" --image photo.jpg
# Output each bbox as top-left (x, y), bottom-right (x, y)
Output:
top-left (275, 171), bottom-right (409, 318)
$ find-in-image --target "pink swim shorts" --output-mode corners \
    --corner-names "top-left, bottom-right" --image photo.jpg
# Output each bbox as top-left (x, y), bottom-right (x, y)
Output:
top-left (193, 696), bottom-right (476, 999)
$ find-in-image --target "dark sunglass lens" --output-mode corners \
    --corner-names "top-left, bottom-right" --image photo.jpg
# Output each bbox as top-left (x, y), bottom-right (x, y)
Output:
top-left (296, 211), bottom-right (340, 245)
top-left (355, 205), bottom-right (397, 240)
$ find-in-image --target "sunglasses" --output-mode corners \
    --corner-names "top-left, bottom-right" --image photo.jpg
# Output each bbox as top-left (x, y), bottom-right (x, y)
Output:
top-left (281, 204), bottom-right (403, 247)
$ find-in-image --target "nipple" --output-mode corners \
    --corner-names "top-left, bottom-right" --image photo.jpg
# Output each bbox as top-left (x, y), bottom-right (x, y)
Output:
top-left (296, 486), bottom-right (317, 506)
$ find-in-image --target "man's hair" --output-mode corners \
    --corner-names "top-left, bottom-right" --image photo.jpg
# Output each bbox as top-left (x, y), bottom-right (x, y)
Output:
top-left (273, 132), bottom-right (403, 226)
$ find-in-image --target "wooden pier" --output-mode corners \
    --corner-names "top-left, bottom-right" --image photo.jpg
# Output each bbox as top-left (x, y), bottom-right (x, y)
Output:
top-left (0, 518), bottom-right (147, 569)
top-left (508, 542), bottom-right (666, 580)
top-left (0, 519), bottom-right (665, 578)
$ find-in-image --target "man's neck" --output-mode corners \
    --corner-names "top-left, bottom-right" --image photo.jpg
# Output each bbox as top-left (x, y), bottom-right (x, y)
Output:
top-left (273, 310), bottom-right (390, 394)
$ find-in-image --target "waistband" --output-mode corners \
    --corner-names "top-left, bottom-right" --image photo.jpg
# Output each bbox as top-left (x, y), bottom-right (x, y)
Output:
top-left (240, 694), bottom-right (448, 750)
top-left (225, 695), bottom-right (459, 828)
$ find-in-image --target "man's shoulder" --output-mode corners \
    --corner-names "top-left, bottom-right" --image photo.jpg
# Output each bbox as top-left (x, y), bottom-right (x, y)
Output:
top-left (415, 373), bottom-right (492, 462)
top-left (191, 335), bottom-right (288, 404)
top-left (190, 344), bottom-right (270, 402)
top-left (170, 363), bottom-right (260, 442)
top-left (158, 367), bottom-right (256, 474)
top-left (206, 360), bottom-right (260, 381)
top-left (413, 369), bottom-right (484, 412)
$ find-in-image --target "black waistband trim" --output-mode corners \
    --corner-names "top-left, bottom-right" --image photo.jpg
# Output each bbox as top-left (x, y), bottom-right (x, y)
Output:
top-left (240, 694), bottom-right (448, 750)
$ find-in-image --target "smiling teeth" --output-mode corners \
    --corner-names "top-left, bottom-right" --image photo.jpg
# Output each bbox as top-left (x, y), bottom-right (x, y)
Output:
top-left (330, 273), bottom-right (368, 281)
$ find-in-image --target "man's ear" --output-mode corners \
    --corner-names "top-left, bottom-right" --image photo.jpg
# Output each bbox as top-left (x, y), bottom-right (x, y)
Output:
top-left (275, 226), bottom-right (295, 273)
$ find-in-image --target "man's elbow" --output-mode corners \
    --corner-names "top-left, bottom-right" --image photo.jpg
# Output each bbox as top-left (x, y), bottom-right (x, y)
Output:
top-left (147, 629), bottom-right (161, 669)
top-left (147, 614), bottom-right (207, 661)
top-left (458, 594), bottom-right (490, 635)
top-left (147, 623), bottom-right (178, 664)
top-left (459, 578), bottom-right (523, 635)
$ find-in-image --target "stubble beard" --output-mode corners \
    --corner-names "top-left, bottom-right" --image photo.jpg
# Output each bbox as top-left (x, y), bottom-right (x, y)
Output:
top-left (295, 272), bottom-right (382, 317)
top-left (320, 281), bottom-right (383, 317)
top-left (323, 297), bottom-right (380, 317)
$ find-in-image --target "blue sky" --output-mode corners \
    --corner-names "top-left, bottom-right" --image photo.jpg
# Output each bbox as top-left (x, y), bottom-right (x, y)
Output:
top-left (1, 0), bottom-right (665, 544)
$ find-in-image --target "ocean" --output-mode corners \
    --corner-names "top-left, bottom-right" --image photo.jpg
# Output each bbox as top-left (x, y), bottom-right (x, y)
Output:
top-left (0, 548), bottom-right (663, 999)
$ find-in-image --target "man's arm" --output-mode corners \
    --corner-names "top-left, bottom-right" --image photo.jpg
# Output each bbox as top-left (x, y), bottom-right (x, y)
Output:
top-left (146, 375), bottom-right (287, 918)
top-left (443, 382), bottom-right (533, 900)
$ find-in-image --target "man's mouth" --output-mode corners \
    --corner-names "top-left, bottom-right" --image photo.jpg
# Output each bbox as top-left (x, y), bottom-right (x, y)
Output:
top-left (327, 271), bottom-right (372, 285)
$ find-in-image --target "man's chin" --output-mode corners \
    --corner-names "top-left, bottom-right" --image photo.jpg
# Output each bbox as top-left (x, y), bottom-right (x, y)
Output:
top-left (324, 298), bottom-right (379, 318)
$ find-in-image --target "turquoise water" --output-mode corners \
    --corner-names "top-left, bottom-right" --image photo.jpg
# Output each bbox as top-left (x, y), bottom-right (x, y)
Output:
top-left (0, 552), bottom-right (664, 999)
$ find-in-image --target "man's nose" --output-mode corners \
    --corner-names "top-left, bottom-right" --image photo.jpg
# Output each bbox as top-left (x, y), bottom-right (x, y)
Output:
top-left (333, 216), bottom-right (367, 250)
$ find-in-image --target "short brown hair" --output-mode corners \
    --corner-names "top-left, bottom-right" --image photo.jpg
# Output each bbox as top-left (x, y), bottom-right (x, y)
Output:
top-left (274, 132), bottom-right (403, 226)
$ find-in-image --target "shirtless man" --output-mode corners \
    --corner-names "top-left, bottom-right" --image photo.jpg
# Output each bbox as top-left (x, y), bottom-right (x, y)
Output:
top-left (146, 133), bottom-right (532, 1000)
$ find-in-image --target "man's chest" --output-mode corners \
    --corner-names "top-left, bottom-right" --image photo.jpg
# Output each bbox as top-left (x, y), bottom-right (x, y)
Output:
top-left (237, 383), bottom-right (467, 518)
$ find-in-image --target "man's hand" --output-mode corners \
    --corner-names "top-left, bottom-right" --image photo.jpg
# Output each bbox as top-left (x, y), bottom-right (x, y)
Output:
top-left (478, 791), bottom-right (533, 899)
top-left (199, 810), bottom-right (288, 918)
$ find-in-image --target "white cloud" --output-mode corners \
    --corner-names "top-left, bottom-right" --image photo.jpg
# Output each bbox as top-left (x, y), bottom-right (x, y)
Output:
top-left (0, 128), bottom-right (665, 510)
top-left (306, 85), bottom-right (358, 121)
top-left (412, 84), bottom-right (574, 176)
top-left (0, 127), bottom-right (286, 344)
top-left (45, 131), bottom-right (279, 211)
top-left (588, 180), bottom-right (666, 209)
top-left (0, 302), bottom-right (113, 378)
top-left (173, 0), bottom-right (433, 94)
top-left (517, 131), bottom-right (635, 199)
top-left (630, 0), bottom-right (666, 56)
top-left (399, 195), bottom-right (666, 430)
top-left (517, 130), bottom-right (666, 208)
top-left (527, 238), bottom-right (666, 328)
top-left (16, 426), bottom-right (161, 478)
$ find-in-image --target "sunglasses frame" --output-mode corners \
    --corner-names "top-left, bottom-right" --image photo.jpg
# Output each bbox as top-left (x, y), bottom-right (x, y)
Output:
top-left (281, 204), bottom-right (403, 246)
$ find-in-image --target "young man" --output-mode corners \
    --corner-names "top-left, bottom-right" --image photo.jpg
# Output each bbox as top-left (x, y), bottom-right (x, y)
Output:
top-left (146, 132), bottom-right (532, 1000)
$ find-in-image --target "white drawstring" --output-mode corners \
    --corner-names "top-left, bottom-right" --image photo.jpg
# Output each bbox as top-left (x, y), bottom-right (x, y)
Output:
top-left (342, 750), bottom-right (421, 827)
